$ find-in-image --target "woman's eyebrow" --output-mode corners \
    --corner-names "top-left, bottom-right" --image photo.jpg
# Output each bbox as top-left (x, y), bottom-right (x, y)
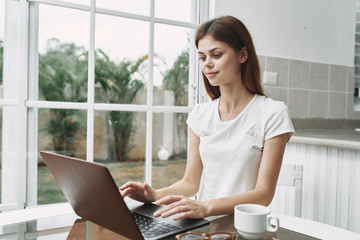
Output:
top-left (198, 47), bottom-right (220, 55)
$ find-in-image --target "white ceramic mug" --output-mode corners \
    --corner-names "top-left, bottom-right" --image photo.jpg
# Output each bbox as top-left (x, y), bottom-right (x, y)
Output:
top-left (234, 204), bottom-right (279, 239)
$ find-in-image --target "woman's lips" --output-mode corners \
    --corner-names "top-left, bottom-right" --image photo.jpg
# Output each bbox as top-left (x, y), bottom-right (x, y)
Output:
top-left (206, 72), bottom-right (218, 78)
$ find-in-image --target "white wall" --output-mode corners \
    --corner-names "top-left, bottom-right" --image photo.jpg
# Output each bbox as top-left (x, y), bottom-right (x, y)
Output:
top-left (212, 0), bottom-right (356, 66)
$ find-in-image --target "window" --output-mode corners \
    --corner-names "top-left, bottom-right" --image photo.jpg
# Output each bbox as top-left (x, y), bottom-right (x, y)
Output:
top-left (1, 0), bottom-right (209, 209)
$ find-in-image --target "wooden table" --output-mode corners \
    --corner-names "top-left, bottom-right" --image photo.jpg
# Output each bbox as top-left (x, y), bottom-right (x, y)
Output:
top-left (1, 204), bottom-right (359, 239)
top-left (66, 214), bottom-right (360, 240)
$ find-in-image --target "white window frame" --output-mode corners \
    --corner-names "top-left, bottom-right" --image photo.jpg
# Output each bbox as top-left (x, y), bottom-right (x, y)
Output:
top-left (1, 0), bottom-right (28, 211)
top-left (1, 0), bottom-right (210, 211)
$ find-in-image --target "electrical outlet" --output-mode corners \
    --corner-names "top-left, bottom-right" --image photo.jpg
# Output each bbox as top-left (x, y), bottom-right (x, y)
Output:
top-left (263, 71), bottom-right (278, 86)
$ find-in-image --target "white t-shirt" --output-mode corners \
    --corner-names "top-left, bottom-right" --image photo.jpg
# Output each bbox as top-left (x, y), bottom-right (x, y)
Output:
top-left (186, 94), bottom-right (294, 201)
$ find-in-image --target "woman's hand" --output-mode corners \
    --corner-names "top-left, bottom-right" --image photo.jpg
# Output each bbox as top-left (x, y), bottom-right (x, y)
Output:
top-left (153, 195), bottom-right (208, 220)
top-left (119, 181), bottom-right (158, 203)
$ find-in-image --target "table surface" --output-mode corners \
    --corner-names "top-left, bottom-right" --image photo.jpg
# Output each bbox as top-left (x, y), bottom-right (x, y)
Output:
top-left (1, 206), bottom-right (360, 240)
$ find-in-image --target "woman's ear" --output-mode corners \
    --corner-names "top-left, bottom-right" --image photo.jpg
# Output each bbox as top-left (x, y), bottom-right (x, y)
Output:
top-left (238, 47), bottom-right (248, 63)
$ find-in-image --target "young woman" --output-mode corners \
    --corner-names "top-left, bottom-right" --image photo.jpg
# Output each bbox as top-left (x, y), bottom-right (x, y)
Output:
top-left (120, 15), bottom-right (294, 220)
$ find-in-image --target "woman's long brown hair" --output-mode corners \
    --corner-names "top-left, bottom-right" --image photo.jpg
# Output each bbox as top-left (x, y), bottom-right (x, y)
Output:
top-left (195, 16), bottom-right (264, 100)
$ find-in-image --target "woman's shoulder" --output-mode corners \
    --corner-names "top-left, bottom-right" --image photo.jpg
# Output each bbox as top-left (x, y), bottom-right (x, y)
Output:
top-left (191, 98), bottom-right (219, 115)
top-left (254, 95), bottom-right (289, 111)
top-left (254, 95), bottom-right (294, 140)
top-left (187, 98), bottom-right (219, 136)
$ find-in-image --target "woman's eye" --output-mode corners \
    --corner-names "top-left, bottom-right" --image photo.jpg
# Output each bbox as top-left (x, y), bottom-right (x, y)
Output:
top-left (199, 56), bottom-right (206, 61)
top-left (213, 53), bottom-right (222, 58)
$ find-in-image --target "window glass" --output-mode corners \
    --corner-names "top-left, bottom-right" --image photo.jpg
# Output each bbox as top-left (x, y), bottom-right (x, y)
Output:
top-left (38, 108), bottom-right (87, 205)
top-left (38, 4), bottom-right (89, 102)
top-left (153, 24), bottom-right (190, 106)
top-left (96, 0), bottom-right (149, 16)
top-left (95, 14), bottom-right (148, 104)
top-left (94, 111), bottom-right (146, 186)
top-left (26, 0), bottom-right (200, 209)
top-left (356, 45), bottom-right (360, 55)
top-left (152, 112), bottom-right (187, 189)
top-left (155, 0), bottom-right (193, 23)
top-left (38, 162), bottom-right (67, 205)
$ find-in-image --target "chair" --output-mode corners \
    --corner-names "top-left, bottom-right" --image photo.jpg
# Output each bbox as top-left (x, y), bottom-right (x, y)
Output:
top-left (269, 164), bottom-right (303, 217)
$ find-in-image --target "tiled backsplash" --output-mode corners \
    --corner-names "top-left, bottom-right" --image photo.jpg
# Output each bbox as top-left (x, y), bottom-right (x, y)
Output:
top-left (258, 55), bottom-right (360, 120)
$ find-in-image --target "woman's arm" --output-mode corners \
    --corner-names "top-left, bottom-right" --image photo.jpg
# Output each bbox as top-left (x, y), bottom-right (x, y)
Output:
top-left (120, 129), bottom-right (203, 202)
top-left (156, 129), bottom-right (203, 198)
top-left (154, 132), bottom-right (288, 219)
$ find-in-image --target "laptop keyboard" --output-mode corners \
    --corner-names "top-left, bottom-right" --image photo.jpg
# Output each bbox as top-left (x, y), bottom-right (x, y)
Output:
top-left (132, 212), bottom-right (181, 238)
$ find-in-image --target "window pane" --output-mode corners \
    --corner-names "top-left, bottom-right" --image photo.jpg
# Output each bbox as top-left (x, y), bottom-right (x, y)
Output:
top-left (356, 34), bottom-right (360, 43)
top-left (38, 108), bottom-right (87, 205)
top-left (38, 4), bottom-right (89, 102)
top-left (355, 56), bottom-right (360, 66)
top-left (356, 45), bottom-right (360, 55)
top-left (94, 111), bottom-right (146, 186)
top-left (355, 77), bottom-right (360, 88)
top-left (357, 24), bottom-right (360, 34)
top-left (155, 0), bottom-right (194, 23)
top-left (95, 14), bottom-right (148, 104)
top-left (152, 112), bottom-right (188, 189)
top-left (96, 0), bottom-right (149, 16)
top-left (154, 24), bottom-right (190, 106)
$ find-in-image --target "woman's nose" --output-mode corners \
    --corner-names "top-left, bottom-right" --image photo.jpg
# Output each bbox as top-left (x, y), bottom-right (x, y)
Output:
top-left (204, 58), bottom-right (214, 68)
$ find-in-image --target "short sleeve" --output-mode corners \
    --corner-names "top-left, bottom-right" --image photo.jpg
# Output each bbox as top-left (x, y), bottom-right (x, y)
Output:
top-left (186, 104), bottom-right (202, 136)
top-left (264, 103), bottom-right (295, 142)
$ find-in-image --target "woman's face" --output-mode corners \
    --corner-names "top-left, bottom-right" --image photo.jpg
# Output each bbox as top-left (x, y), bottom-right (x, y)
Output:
top-left (197, 35), bottom-right (243, 87)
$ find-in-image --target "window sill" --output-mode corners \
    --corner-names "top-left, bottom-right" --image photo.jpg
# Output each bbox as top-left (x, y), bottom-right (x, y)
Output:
top-left (0, 202), bottom-right (74, 226)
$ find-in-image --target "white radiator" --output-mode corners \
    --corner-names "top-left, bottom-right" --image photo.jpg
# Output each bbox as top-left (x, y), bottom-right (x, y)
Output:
top-left (270, 143), bottom-right (360, 234)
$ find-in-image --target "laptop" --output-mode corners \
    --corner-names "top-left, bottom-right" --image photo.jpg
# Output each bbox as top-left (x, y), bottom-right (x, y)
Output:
top-left (40, 151), bottom-right (209, 240)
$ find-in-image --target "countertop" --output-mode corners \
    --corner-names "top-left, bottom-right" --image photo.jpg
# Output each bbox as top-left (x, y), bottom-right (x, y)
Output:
top-left (289, 128), bottom-right (360, 150)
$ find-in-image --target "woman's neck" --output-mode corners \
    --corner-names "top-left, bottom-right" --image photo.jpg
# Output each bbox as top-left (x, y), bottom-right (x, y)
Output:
top-left (218, 85), bottom-right (254, 121)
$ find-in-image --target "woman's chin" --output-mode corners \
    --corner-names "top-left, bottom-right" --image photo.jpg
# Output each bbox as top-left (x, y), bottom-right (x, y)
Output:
top-left (208, 80), bottom-right (220, 87)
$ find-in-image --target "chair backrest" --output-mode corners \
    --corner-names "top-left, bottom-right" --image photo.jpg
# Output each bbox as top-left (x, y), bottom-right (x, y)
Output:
top-left (269, 164), bottom-right (303, 217)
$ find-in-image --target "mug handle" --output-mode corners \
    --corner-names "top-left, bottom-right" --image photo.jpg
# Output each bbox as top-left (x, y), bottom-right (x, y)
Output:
top-left (266, 214), bottom-right (279, 232)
